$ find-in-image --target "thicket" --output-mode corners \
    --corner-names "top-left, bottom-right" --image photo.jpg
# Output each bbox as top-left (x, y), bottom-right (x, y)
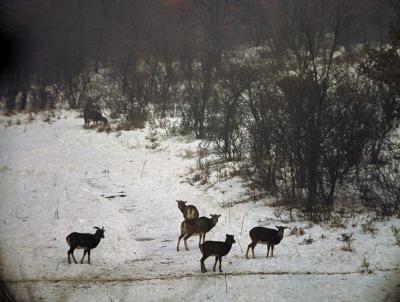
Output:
top-left (1, 0), bottom-right (399, 219)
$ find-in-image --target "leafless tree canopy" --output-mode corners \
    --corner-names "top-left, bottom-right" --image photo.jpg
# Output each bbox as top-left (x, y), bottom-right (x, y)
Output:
top-left (0, 0), bottom-right (399, 218)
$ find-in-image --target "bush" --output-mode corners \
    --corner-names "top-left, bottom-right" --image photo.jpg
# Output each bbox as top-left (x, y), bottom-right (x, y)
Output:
top-left (357, 161), bottom-right (400, 219)
top-left (290, 226), bottom-right (305, 236)
top-left (301, 235), bottom-right (314, 245)
top-left (361, 218), bottom-right (378, 235)
top-left (391, 226), bottom-right (400, 246)
top-left (338, 233), bottom-right (355, 252)
top-left (360, 256), bottom-right (372, 274)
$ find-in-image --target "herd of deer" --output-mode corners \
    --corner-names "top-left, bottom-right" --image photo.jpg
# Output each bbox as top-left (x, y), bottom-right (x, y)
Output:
top-left (68, 108), bottom-right (287, 272)
top-left (66, 199), bottom-right (287, 273)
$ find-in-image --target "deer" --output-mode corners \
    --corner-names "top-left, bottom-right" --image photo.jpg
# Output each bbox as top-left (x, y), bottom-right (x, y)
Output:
top-left (83, 108), bottom-right (108, 127)
top-left (245, 226), bottom-right (287, 259)
top-left (176, 200), bottom-right (199, 219)
top-left (176, 214), bottom-right (221, 251)
top-left (200, 234), bottom-right (235, 273)
top-left (66, 226), bottom-right (105, 264)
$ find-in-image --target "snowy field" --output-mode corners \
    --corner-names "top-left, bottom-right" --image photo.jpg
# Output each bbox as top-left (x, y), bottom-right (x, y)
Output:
top-left (0, 111), bottom-right (399, 301)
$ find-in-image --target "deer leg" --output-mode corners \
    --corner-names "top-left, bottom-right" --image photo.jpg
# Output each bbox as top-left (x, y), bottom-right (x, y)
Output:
top-left (177, 233), bottom-right (185, 251)
top-left (200, 256), bottom-right (208, 273)
top-left (202, 232), bottom-right (206, 243)
top-left (71, 252), bottom-right (78, 264)
top-left (246, 241), bottom-right (257, 259)
top-left (80, 249), bottom-right (87, 264)
top-left (246, 241), bottom-right (254, 259)
top-left (68, 248), bottom-right (78, 264)
top-left (219, 256), bottom-right (222, 272)
top-left (198, 233), bottom-right (202, 248)
top-left (184, 234), bottom-right (192, 251)
top-left (252, 242), bottom-right (258, 258)
top-left (271, 245), bottom-right (274, 257)
top-left (213, 257), bottom-right (218, 272)
top-left (245, 245), bottom-right (250, 259)
top-left (266, 244), bottom-right (271, 258)
top-left (87, 249), bottom-right (91, 264)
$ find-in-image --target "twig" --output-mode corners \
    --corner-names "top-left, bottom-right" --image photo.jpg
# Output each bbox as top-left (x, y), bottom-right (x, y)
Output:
top-left (141, 159), bottom-right (147, 178)
top-left (104, 194), bottom-right (127, 199)
top-left (224, 273), bottom-right (228, 293)
top-left (55, 198), bottom-right (59, 219)
top-left (240, 210), bottom-right (250, 235)
top-left (236, 237), bottom-right (244, 254)
top-left (103, 169), bottom-right (110, 179)
top-left (179, 179), bottom-right (194, 186)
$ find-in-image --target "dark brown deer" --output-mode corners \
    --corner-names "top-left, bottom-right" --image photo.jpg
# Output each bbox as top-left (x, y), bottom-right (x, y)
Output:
top-left (176, 214), bottom-right (221, 251)
top-left (176, 200), bottom-right (199, 219)
top-left (66, 226), bottom-right (105, 264)
top-left (83, 108), bottom-right (108, 127)
top-left (245, 226), bottom-right (287, 259)
top-left (200, 234), bottom-right (235, 273)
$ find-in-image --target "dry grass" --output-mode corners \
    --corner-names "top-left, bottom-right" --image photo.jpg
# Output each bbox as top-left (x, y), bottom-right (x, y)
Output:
top-left (97, 124), bottom-right (112, 133)
top-left (115, 120), bottom-right (145, 131)
top-left (290, 226), bottom-right (305, 236)
top-left (361, 218), bottom-right (378, 235)
top-left (181, 149), bottom-right (196, 159)
top-left (359, 256), bottom-right (373, 274)
top-left (329, 214), bottom-right (347, 229)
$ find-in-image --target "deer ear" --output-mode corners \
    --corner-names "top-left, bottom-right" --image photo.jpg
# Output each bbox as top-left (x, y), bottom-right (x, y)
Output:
top-left (275, 225), bottom-right (279, 229)
top-left (218, 214), bottom-right (221, 217)
top-left (94, 227), bottom-right (100, 230)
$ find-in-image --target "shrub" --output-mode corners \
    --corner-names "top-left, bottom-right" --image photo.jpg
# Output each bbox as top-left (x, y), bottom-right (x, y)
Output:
top-left (360, 256), bottom-right (372, 274)
top-left (338, 233), bottom-right (355, 252)
top-left (290, 226), bottom-right (305, 236)
top-left (361, 218), bottom-right (378, 235)
top-left (391, 226), bottom-right (400, 246)
top-left (301, 235), bottom-right (314, 245)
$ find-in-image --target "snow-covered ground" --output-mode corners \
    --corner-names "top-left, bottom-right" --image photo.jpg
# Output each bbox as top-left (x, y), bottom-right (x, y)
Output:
top-left (0, 111), bottom-right (399, 301)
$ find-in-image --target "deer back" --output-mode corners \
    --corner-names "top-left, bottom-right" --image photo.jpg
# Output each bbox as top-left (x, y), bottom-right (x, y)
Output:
top-left (184, 205), bottom-right (199, 219)
top-left (181, 216), bottom-right (213, 234)
top-left (250, 226), bottom-right (285, 245)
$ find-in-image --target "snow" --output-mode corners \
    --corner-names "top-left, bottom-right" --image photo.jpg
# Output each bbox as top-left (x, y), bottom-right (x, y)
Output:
top-left (0, 111), bottom-right (399, 301)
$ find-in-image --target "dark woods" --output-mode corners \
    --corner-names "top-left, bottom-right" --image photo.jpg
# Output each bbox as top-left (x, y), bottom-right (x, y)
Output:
top-left (1, 0), bottom-right (399, 219)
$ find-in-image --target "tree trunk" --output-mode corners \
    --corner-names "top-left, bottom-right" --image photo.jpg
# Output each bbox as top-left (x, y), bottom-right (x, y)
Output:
top-left (306, 132), bottom-right (320, 213)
